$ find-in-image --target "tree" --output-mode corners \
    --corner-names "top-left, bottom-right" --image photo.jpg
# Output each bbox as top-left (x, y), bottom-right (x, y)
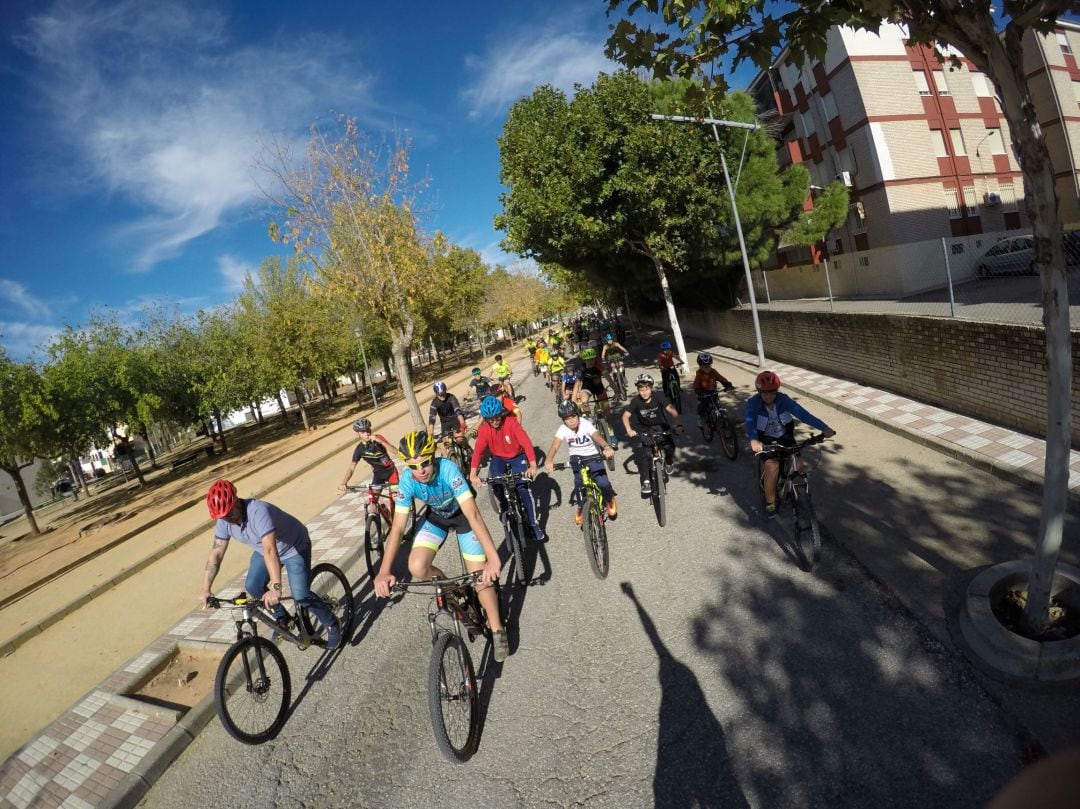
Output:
top-left (605, 0), bottom-right (1073, 631)
top-left (496, 71), bottom-right (808, 365)
top-left (0, 350), bottom-right (55, 534)
top-left (265, 116), bottom-right (447, 427)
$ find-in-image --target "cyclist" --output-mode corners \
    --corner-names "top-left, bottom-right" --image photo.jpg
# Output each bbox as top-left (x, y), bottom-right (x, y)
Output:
top-left (373, 432), bottom-right (508, 662)
top-left (543, 400), bottom-right (617, 525)
top-left (427, 382), bottom-right (471, 459)
top-left (601, 333), bottom-right (631, 387)
top-left (339, 417), bottom-right (399, 496)
top-left (534, 341), bottom-right (552, 388)
top-left (548, 349), bottom-right (567, 382)
top-left (657, 340), bottom-right (683, 396)
top-left (492, 381), bottom-right (522, 420)
top-left (201, 479), bottom-right (341, 649)
top-left (573, 348), bottom-right (618, 449)
top-left (691, 354), bottom-right (735, 430)
top-left (467, 367), bottom-right (494, 400)
top-left (557, 367), bottom-right (579, 402)
top-left (621, 373), bottom-right (684, 496)
top-left (746, 370), bottom-right (836, 518)
top-left (490, 354), bottom-right (514, 400)
top-left (469, 395), bottom-right (544, 543)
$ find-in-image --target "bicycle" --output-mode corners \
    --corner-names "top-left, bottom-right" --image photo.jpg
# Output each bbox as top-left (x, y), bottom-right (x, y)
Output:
top-left (391, 572), bottom-right (497, 763)
top-left (552, 457), bottom-right (610, 579)
top-left (484, 470), bottom-right (535, 587)
top-left (700, 390), bottom-right (739, 460)
top-left (205, 562), bottom-right (354, 744)
top-left (661, 367), bottom-right (683, 414)
top-left (579, 398), bottom-right (618, 470)
top-left (345, 485), bottom-right (421, 582)
top-left (438, 430), bottom-right (473, 474)
top-left (756, 433), bottom-right (827, 569)
top-left (607, 356), bottom-right (629, 401)
top-left (638, 427), bottom-right (673, 528)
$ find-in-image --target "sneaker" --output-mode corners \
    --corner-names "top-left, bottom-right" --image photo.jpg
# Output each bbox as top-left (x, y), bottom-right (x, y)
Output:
top-left (534, 527), bottom-right (547, 543)
top-left (574, 508), bottom-right (583, 526)
top-left (324, 619), bottom-right (342, 650)
top-left (664, 462), bottom-right (674, 476)
top-left (492, 629), bottom-right (509, 663)
top-left (765, 501), bottom-right (778, 520)
top-left (640, 480), bottom-right (652, 496)
top-left (606, 497), bottom-right (618, 520)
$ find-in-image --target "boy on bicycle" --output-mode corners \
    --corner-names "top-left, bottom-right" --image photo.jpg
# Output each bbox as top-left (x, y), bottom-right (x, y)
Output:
top-left (490, 354), bottom-right (514, 400)
top-left (745, 371), bottom-right (836, 518)
top-left (657, 340), bottom-right (683, 395)
top-left (339, 418), bottom-right (399, 494)
top-left (200, 479), bottom-right (341, 649)
top-left (428, 381), bottom-right (471, 458)
top-left (573, 348), bottom-right (619, 449)
top-left (544, 400), bottom-right (617, 525)
top-left (373, 431), bottom-right (508, 662)
top-left (621, 374), bottom-right (684, 496)
top-left (691, 354), bottom-right (735, 430)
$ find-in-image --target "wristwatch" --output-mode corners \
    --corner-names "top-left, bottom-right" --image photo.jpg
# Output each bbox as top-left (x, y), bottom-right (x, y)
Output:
top-left (271, 582), bottom-right (282, 592)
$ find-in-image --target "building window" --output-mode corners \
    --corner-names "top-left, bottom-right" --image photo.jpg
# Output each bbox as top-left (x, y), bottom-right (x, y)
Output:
top-left (821, 92), bottom-right (838, 121)
top-left (1073, 80), bottom-right (1080, 107)
top-left (999, 182), bottom-right (1018, 212)
top-left (971, 72), bottom-right (993, 97)
top-left (951, 243), bottom-right (965, 255)
top-left (983, 128), bottom-right (1005, 155)
top-left (944, 187), bottom-right (962, 218)
top-left (933, 70), bottom-right (950, 95)
top-left (963, 186), bottom-right (979, 213)
top-left (913, 70), bottom-right (931, 95)
top-left (950, 128), bottom-right (967, 156)
top-left (1058, 32), bottom-right (1072, 56)
top-left (858, 256), bottom-right (870, 267)
top-left (930, 129), bottom-right (949, 158)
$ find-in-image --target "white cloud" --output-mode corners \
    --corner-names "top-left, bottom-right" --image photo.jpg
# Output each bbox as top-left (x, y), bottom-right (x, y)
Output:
top-left (462, 29), bottom-right (617, 119)
top-left (217, 254), bottom-right (255, 293)
top-left (15, 0), bottom-right (379, 271)
top-left (0, 321), bottom-right (62, 362)
top-left (0, 280), bottom-right (52, 320)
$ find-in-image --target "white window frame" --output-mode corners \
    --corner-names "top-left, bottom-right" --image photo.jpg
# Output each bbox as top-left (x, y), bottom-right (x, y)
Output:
top-left (999, 182), bottom-right (1018, 212)
top-left (985, 128), bottom-right (1005, 155)
top-left (971, 72), bottom-right (992, 98)
top-left (944, 187), bottom-right (962, 218)
top-left (933, 70), bottom-right (950, 95)
top-left (963, 186), bottom-right (979, 213)
top-left (1058, 31), bottom-right (1072, 56)
top-left (930, 129), bottom-right (948, 158)
top-left (913, 70), bottom-right (931, 95)
top-left (950, 128), bottom-right (967, 156)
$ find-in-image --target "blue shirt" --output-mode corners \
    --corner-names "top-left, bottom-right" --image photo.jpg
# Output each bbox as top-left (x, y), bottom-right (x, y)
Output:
top-left (394, 458), bottom-right (473, 519)
top-left (214, 499), bottom-right (310, 561)
top-left (744, 392), bottom-right (829, 441)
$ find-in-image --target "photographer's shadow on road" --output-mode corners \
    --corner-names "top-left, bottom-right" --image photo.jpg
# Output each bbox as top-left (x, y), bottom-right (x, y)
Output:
top-left (621, 582), bottom-right (750, 809)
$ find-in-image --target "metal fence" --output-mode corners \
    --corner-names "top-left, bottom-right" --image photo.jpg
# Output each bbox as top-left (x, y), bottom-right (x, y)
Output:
top-left (743, 232), bottom-right (1080, 326)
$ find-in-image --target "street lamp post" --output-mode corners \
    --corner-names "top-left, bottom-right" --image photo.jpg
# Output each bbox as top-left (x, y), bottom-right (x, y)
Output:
top-left (650, 113), bottom-right (767, 367)
top-left (354, 327), bottom-right (380, 410)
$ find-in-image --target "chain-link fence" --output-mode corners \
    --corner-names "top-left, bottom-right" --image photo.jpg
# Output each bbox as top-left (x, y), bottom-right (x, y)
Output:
top-left (741, 231), bottom-right (1080, 325)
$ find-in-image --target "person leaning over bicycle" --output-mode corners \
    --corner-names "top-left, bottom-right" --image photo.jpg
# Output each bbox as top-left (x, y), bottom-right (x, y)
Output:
top-left (557, 367), bottom-right (580, 401)
top-left (490, 354), bottom-right (514, 400)
top-left (428, 382), bottom-right (471, 456)
top-left (467, 367), bottom-right (495, 401)
top-left (544, 399), bottom-right (618, 525)
top-left (200, 479), bottom-right (341, 649)
top-left (601, 333), bottom-right (631, 366)
top-left (745, 370), bottom-right (836, 518)
top-left (657, 340), bottom-right (683, 393)
top-left (469, 395), bottom-right (545, 543)
top-left (573, 348), bottom-right (619, 449)
top-left (621, 373), bottom-right (684, 496)
top-left (373, 431), bottom-right (508, 662)
top-left (339, 418), bottom-right (400, 496)
top-left (691, 354), bottom-right (735, 430)
top-left (534, 341), bottom-right (552, 386)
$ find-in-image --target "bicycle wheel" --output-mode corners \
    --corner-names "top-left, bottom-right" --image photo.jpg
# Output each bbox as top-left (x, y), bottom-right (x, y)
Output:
top-left (507, 514), bottom-right (529, 586)
top-left (308, 562), bottom-right (354, 639)
top-left (718, 412), bottom-right (739, 460)
top-left (428, 631), bottom-right (479, 763)
top-left (702, 408), bottom-right (715, 443)
top-left (790, 483), bottom-right (822, 570)
top-left (651, 459), bottom-right (667, 528)
top-left (583, 494), bottom-right (610, 579)
top-left (595, 419), bottom-right (616, 471)
top-left (612, 372), bottom-right (626, 402)
top-left (214, 636), bottom-right (291, 745)
top-left (364, 514), bottom-right (384, 581)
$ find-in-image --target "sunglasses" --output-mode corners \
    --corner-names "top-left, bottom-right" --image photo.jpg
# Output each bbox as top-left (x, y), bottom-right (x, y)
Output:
top-left (406, 459), bottom-right (434, 470)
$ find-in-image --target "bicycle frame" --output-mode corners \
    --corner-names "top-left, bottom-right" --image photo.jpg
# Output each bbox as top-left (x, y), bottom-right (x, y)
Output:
top-left (211, 596), bottom-right (320, 651)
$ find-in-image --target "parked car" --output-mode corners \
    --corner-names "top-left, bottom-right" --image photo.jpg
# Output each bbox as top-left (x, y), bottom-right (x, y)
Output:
top-left (976, 236), bottom-right (1035, 278)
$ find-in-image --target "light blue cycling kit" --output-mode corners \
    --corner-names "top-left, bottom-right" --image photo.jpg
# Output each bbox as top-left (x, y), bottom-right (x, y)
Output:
top-left (394, 458), bottom-right (485, 561)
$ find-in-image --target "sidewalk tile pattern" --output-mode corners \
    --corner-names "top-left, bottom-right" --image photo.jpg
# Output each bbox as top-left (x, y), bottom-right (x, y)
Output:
top-left (0, 494), bottom-right (366, 809)
top-left (3, 344), bottom-right (1076, 807)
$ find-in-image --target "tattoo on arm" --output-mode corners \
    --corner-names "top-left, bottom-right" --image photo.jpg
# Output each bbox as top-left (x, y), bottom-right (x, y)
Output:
top-left (204, 560), bottom-right (219, 577)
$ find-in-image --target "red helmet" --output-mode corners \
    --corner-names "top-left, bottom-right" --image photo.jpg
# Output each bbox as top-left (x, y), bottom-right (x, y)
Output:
top-left (206, 479), bottom-right (237, 519)
top-left (755, 370), bottom-right (781, 392)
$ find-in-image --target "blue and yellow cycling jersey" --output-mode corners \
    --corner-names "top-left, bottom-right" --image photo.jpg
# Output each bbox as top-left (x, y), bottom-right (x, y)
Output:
top-left (394, 458), bottom-right (473, 519)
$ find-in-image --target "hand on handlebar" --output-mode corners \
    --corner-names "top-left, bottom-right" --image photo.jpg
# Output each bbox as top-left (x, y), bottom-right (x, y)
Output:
top-left (374, 571), bottom-right (396, 598)
top-left (479, 557), bottom-right (501, 585)
top-left (822, 428), bottom-right (836, 439)
top-left (525, 463), bottom-right (538, 480)
top-left (750, 439), bottom-right (764, 454)
top-left (200, 591), bottom-right (213, 609)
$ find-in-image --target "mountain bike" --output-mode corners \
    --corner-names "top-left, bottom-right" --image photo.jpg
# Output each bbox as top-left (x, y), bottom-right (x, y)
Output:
top-left (639, 427), bottom-right (673, 528)
top-left (346, 485), bottom-right (421, 582)
top-left (700, 390), bottom-right (739, 460)
top-left (391, 572), bottom-right (496, 763)
top-left (484, 470), bottom-right (535, 587)
top-left (580, 398), bottom-right (618, 470)
top-left (661, 367), bottom-right (683, 414)
top-left (756, 433), bottom-right (827, 570)
top-left (205, 562), bottom-right (354, 744)
top-left (438, 430), bottom-right (473, 474)
top-left (553, 457), bottom-right (610, 578)
top-left (607, 356), bottom-right (628, 401)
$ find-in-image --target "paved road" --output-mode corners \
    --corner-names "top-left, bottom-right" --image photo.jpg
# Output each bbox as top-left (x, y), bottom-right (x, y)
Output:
top-left (139, 365), bottom-right (1029, 809)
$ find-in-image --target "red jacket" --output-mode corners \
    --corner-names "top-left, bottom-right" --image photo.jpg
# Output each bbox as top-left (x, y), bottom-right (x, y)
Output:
top-left (471, 416), bottom-right (536, 468)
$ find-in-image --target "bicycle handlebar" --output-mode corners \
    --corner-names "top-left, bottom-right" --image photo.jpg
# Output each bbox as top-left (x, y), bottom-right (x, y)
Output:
top-left (205, 593), bottom-right (294, 609)
top-left (391, 572), bottom-right (481, 594)
top-left (756, 433), bottom-right (828, 457)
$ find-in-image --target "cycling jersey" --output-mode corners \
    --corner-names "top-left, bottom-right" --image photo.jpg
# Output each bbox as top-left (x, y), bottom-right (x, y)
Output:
top-left (351, 437), bottom-right (395, 469)
top-left (535, 348), bottom-right (551, 365)
top-left (549, 357), bottom-right (566, 375)
top-left (469, 375), bottom-right (494, 397)
top-left (428, 395), bottom-right (465, 430)
top-left (471, 416), bottom-right (537, 467)
top-left (492, 360), bottom-right (512, 379)
top-left (603, 344), bottom-right (625, 360)
top-left (579, 365), bottom-right (608, 398)
top-left (559, 370), bottom-right (579, 387)
top-left (744, 392), bottom-right (829, 442)
top-left (692, 367), bottom-right (732, 393)
top-left (394, 458), bottom-right (472, 520)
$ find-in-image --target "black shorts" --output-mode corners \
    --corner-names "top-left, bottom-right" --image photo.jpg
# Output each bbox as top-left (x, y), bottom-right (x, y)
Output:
top-left (370, 463), bottom-right (400, 486)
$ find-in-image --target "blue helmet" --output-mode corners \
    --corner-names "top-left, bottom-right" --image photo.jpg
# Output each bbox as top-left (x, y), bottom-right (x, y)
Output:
top-left (697, 353), bottom-right (712, 365)
top-left (661, 340), bottom-right (672, 350)
top-left (479, 395), bottom-right (505, 419)
top-left (604, 333), bottom-right (613, 342)
top-left (432, 381), bottom-right (447, 395)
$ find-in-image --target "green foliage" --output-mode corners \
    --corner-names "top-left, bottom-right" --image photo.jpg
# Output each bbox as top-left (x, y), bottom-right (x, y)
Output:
top-left (0, 348), bottom-right (56, 470)
top-left (781, 180), bottom-right (850, 248)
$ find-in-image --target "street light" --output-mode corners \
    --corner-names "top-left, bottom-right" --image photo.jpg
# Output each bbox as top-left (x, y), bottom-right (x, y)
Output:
top-left (354, 326), bottom-right (380, 410)
top-left (650, 113), bottom-right (767, 367)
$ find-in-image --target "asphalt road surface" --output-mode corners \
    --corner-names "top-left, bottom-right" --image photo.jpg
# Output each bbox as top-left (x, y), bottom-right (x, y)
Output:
top-left (139, 364), bottom-right (1027, 809)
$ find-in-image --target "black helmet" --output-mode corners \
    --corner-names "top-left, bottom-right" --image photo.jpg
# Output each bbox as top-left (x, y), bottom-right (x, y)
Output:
top-left (353, 418), bottom-right (372, 432)
top-left (557, 400), bottom-right (579, 419)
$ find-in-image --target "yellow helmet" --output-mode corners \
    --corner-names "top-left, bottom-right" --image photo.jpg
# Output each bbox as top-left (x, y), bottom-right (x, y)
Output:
top-left (398, 430), bottom-right (436, 461)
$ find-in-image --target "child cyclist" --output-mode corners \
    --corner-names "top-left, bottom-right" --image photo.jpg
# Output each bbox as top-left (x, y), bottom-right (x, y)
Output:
top-left (490, 354), bottom-right (514, 400)
top-left (338, 418), bottom-right (399, 494)
top-left (745, 370), bottom-right (836, 518)
top-left (657, 340), bottom-right (683, 395)
top-left (544, 400), bottom-right (618, 524)
top-left (691, 354), bottom-right (735, 430)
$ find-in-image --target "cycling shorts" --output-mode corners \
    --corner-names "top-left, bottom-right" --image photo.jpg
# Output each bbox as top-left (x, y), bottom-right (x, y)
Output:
top-left (370, 464), bottom-right (400, 486)
top-left (412, 509), bottom-right (485, 562)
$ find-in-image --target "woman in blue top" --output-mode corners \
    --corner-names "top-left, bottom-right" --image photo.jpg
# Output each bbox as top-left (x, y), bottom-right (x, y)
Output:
top-left (745, 371), bottom-right (836, 518)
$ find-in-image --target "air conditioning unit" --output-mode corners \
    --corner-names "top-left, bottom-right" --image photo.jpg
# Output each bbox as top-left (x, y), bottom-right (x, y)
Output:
top-left (836, 171), bottom-right (853, 188)
top-left (983, 192), bottom-right (1001, 206)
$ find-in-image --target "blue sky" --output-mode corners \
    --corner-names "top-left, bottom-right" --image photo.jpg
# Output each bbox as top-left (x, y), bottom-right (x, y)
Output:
top-left (0, 0), bottom-right (632, 361)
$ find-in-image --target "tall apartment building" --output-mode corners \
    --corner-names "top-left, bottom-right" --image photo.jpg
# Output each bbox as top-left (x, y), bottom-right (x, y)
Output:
top-left (748, 20), bottom-right (1080, 294)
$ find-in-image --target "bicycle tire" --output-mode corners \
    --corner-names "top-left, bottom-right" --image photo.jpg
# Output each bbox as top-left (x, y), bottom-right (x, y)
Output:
top-left (612, 372), bottom-right (626, 402)
top-left (583, 494), bottom-right (610, 579)
top-left (790, 484), bottom-right (822, 570)
top-left (595, 418), bottom-right (616, 471)
top-left (428, 631), bottom-right (479, 763)
top-left (652, 459), bottom-right (667, 528)
top-left (214, 636), bottom-right (291, 745)
top-left (364, 514), bottom-right (384, 582)
top-left (719, 412), bottom-right (739, 460)
top-left (508, 513), bottom-right (529, 586)
top-left (307, 562), bottom-right (355, 640)
top-left (702, 408), bottom-right (715, 443)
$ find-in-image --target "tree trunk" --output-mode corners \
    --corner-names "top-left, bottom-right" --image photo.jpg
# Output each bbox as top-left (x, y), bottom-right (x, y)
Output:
top-left (391, 322), bottom-right (424, 427)
top-left (212, 407), bottom-right (229, 454)
top-left (651, 256), bottom-right (690, 376)
top-left (255, 401), bottom-right (265, 425)
top-left (350, 371), bottom-right (363, 408)
top-left (116, 432), bottom-right (146, 487)
top-left (139, 427), bottom-right (159, 470)
top-left (294, 387), bottom-right (311, 430)
top-left (275, 392), bottom-right (290, 425)
top-left (1, 464), bottom-right (40, 534)
top-left (382, 357), bottom-right (393, 382)
top-left (249, 402), bottom-right (258, 424)
top-left (67, 458), bottom-right (83, 501)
